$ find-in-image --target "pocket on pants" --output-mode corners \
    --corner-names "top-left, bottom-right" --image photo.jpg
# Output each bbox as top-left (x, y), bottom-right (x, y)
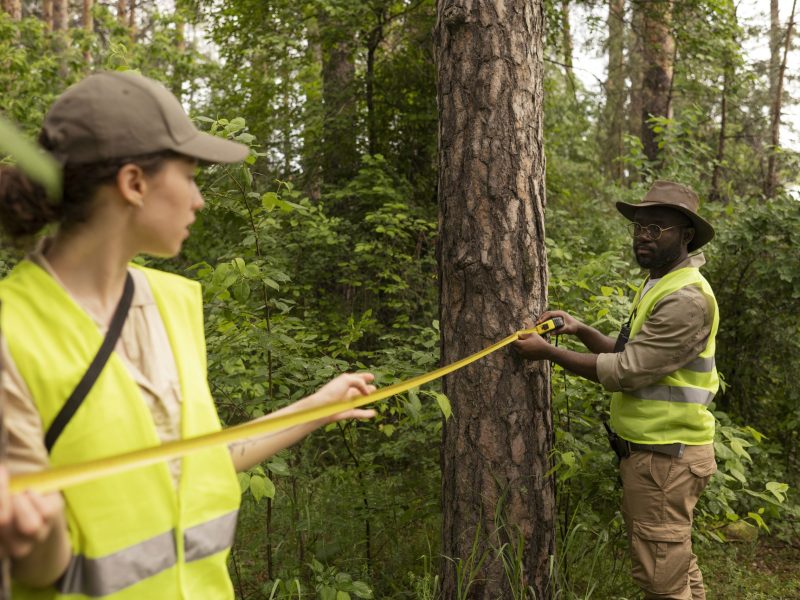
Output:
top-left (631, 520), bottom-right (692, 596)
top-left (688, 457), bottom-right (717, 496)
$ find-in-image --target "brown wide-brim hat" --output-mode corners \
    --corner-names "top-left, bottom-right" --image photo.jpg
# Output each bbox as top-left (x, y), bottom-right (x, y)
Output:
top-left (41, 71), bottom-right (249, 166)
top-left (615, 180), bottom-right (715, 252)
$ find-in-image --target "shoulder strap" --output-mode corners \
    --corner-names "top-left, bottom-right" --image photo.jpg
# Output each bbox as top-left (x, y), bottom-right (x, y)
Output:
top-left (44, 272), bottom-right (135, 453)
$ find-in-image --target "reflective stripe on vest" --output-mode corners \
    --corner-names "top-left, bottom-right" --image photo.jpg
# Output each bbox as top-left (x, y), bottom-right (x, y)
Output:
top-left (58, 510), bottom-right (239, 597)
top-left (610, 265), bottom-right (719, 445)
top-left (1, 262), bottom-right (241, 599)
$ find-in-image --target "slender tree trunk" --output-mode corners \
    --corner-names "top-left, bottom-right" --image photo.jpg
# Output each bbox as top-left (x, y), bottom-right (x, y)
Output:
top-left (365, 16), bottom-right (383, 157)
top-left (319, 11), bottom-right (358, 187)
top-left (117, 0), bottom-right (127, 26)
top-left (42, 0), bottom-right (54, 30)
top-left (710, 67), bottom-right (729, 202)
top-left (128, 0), bottom-right (136, 36)
top-left (436, 1), bottom-right (553, 598)
top-left (640, 0), bottom-right (674, 164)
top-left (627, 1), bottom-right (644, 181)
top-left (3, 0), bottom-right (21, 21)
top-left (769, 0), bottom-right (781, 102)
top-left (765, 0), bottom-right (797, 198)
top-left (82, 0), bottom-right (93, 32)
top-left (604, 0), bottom-right (625, 181)
top-left (52, 0), bottom-right (67, 30)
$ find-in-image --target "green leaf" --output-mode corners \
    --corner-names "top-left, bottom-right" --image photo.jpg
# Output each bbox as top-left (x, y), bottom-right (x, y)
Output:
top-left (350, 581), bottom-right (373, 598)
top-left (249, 474), bottom-right (275, 502)
top-left (433, 392), bottom-right (452, 420)
top-left (336, 592), bottom-right (351, 600)
top-left (0, 117), bottom-right (61, 199)
top-left (237, 472), bottom-right (250, 494)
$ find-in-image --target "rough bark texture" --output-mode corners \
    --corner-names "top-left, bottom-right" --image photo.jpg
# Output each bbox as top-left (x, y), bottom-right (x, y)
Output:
top-left (435, 1), bottom-right (553, 598)
top-left (640, 0), bottom-right (674, 163)
top-left (603, 0), bottom-right (625, 181)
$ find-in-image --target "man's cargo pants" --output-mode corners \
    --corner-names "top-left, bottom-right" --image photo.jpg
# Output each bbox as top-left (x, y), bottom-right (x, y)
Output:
top-left (620, 444), bottom-right (717, 600)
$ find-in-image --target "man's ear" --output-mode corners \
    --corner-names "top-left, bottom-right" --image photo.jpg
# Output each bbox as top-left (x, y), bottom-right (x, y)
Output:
top-left (683, 226), bottom-right (695, 247)
top-left (116, 164), bottom-right (147, 208)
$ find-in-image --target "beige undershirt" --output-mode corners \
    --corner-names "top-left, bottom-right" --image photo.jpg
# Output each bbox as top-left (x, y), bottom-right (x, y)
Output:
top-left (1, 249), bottom-right (183, 485)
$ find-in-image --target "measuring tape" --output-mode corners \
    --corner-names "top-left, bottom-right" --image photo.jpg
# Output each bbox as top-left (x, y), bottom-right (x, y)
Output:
top-left (10, 318), bottom-right (563, 494)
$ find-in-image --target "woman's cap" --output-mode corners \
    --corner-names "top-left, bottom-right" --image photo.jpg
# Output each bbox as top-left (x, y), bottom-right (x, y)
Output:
top-left (41, 71), bottom-right (249, 165)
top-left (615, 180), bottom-right (715, 251)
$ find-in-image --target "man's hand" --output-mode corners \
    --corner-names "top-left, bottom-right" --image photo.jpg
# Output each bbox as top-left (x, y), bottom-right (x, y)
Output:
top-left (512, 330), bottom-right (556, 361)
top-left (536, 310), bottom-right (581, 336)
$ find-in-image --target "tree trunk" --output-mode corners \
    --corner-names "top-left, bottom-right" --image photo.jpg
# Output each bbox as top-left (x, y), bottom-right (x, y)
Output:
top-left (128, 0), bottom-right (136, 35)
top-left (82, 0), bottom-right (93, 32)
top-left (603, 0), bottom-right (625, 181)
top-left (319, 11), bottom-right (358, 187)
top-left (627, 1), bottom-right (644, 181)
top-left (710, 66), bottom-right (729, 202)
top-left (42, 0), bottom-right (53, 30)
top-left (769, 0), bottom-right (781, 103)
top-left (765, 0), bottom-right (797, 198)
top-left (640, 0), bottom-right (674, 163)
top-left (117, 0), bottom-right (127, 26)
top-left (3, 0), bottom-right (21, 21)
top-left (436, 1), bottom-right (554, 598)
top-left (52, 0), bottom-right (67, 31)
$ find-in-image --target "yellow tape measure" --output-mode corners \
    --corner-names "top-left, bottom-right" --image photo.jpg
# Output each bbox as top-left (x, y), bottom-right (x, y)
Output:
top-left (10, 318), bottom-right (564, 494)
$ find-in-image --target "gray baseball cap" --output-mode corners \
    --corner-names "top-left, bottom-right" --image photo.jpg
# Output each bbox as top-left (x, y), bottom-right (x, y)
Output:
top-left (41, 71), bottom-right (249, 165)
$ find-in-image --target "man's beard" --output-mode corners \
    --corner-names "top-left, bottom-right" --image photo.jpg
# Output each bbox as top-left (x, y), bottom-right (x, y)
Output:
top-left (634, 239), bottom-right (683, 271)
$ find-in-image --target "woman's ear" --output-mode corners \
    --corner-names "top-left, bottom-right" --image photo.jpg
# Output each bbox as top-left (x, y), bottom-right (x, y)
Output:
top-left (116, 164), bottom-right (147, 208)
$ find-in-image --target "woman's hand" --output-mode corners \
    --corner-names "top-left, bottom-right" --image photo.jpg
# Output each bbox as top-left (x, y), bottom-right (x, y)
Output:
top-left (307, 372), bottom-right (377, 424)
top-left (0, 466), bottom-right (64, 561)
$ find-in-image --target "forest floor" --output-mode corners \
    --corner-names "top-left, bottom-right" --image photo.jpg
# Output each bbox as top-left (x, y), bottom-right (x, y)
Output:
top-left (701, 538), bottom-right (800, 599)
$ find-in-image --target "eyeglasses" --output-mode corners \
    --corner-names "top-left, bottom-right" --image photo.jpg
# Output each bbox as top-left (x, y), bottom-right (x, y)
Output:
top-left (628, 222), bottom-right (679, 240)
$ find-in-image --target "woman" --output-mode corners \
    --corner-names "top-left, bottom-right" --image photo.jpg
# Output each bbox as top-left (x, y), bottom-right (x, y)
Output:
top-left (0, 71), bottom-right (375, 598)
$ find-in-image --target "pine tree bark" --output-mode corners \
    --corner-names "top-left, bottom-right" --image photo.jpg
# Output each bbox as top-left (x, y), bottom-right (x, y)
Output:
top-left (640, 0), bottom-right (674, 163)
top-left (603, 0), bottom-right (625, 181)
top-left (436, 1), bottom-right (553, 598)
top-left (765, 0), bottom-right (797, 198)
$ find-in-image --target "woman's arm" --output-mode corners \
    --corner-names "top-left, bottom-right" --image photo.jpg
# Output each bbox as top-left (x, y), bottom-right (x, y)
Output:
top-left (229, 373), bottom-right (376, 472)
top-left (0, 467), bottom-right (71, 587)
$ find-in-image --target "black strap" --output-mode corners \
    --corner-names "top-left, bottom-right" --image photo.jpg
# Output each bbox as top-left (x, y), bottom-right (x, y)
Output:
top-left (44, 272), bottom-right (135, 453)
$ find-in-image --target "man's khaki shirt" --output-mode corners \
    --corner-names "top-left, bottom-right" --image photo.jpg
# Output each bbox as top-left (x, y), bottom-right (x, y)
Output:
top-left (596, 253), bottom-right (714, 393)
top-left (1, 250), bottom-right (183, 484)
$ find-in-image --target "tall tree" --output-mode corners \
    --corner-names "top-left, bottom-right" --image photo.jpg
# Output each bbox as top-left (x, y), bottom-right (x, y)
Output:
top-left (435, 0), bottom-right (553, 598)
top-left (765, 0), bottom-right (797, 198)
top-left (2, 0), bottom-right (21, 21)
top-left (640, 0), bottom-right (674, 163)
top-left (52, 0), bottom-right (68, 31)
top-left (117, 0), bottom-right (127, 26)
top-left (603, 0), bottom-right (626, 181)
top-left (627, 1), bottom-right (644, 178)
top-left (42, 0), bottom-right (54, 30)
top-left (319, 8), bottom-right (358, 187)
top-left (82, 0), bottom-right (93, 32)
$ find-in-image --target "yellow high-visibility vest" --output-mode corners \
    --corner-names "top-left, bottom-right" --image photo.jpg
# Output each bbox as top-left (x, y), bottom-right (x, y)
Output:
top-left (0, 260), bottom-right (240, 599)
top-left (610, 266), bottom-right (719, 445)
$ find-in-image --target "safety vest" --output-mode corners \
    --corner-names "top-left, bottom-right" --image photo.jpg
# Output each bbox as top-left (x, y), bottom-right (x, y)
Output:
top-left (0, 260), bottom-right (240, 599)
top-left (610, 265), bottom-right (719, 445)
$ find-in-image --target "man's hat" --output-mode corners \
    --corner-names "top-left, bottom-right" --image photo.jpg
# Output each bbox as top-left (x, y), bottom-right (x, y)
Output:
top-left (41, 71), bottom-right (249, 165)
top-left (615, 180), bottom-right (715, 251)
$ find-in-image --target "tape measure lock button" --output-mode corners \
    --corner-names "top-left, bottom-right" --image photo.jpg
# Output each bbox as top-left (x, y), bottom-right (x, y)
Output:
top-left (534, 317), bottom-right (564, 335)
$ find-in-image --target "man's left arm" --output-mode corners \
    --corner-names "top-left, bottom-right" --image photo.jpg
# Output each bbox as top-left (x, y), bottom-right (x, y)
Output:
top-left (595, 287), bottom-right (712, 392)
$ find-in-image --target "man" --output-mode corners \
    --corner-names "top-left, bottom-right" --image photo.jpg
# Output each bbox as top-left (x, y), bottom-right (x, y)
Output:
top-left (513, 180), bottom-right (719, 600)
